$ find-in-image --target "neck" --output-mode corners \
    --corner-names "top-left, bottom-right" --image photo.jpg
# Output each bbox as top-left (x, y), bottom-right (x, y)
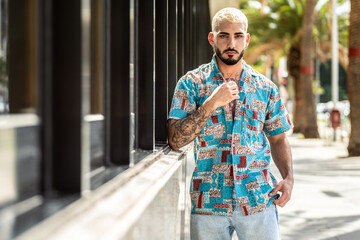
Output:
top-left (215, 56), bottom-right (244, 83)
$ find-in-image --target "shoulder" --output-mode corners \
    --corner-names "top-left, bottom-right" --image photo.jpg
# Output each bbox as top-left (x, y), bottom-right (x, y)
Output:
top-left (244, 63), bottom-right (278, 92)
top-left (178, 62), bottom-right (212, 85)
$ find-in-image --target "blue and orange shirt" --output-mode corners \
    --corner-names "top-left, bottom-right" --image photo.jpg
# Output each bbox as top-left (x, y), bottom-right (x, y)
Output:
top-left (168, 56), bottom-right (293, 216)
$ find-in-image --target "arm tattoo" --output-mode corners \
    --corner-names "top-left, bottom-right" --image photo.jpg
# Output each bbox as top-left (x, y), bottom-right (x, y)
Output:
top-left (168, 105), bottom-right (213, 150)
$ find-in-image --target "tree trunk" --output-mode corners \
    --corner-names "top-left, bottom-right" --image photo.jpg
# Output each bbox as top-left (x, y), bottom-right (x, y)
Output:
top-left (347, 0), bottom-right (360, 156)
top-left (287, 44), bottom-right (305, 133)
top-left (300, 0), bottom-right (319, 138)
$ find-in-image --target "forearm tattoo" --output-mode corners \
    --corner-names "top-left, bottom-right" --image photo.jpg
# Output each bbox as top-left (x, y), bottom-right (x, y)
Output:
top-left (169, 105), bottom-right (213, 149)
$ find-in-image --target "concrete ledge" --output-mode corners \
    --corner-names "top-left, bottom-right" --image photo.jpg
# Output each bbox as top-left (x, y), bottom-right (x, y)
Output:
top-left (0, 114), bottom-right (39, 129)
top-left (16, 144), bottom-right (192, 240)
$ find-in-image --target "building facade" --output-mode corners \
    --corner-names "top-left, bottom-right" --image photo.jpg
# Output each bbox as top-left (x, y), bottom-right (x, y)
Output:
top-left (0, 0), bottom-right (212, 239)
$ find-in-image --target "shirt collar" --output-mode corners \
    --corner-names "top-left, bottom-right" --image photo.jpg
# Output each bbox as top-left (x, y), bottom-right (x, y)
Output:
top-left (210, 54), bottom-right (250, 79)
top-left (210, 54), bottom-right (222, 76)
top-left (210, 54), bottom-right (252, 109)
top-left (210, 55), bottom-right (255, 105)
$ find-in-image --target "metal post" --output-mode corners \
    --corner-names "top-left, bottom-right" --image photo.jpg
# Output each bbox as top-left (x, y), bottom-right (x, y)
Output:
top-left (331, 0), bottom-right (339, 107)
top-left (331, 0), bottom-right (338, 141)
top-left (315, 39), bottom-right (320, 106)
top-left (81, 0), bottom-right (91, 196)
top-left (104, 0), bottom-right (131, 165)
top-left (315, 14), bottom-right (320, 107)
top-left (136, 0), bottom-right (155, 150)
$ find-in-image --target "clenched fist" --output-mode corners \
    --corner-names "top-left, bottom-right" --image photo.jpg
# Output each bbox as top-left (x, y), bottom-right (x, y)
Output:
top-left (203, 81), bottom-right (239, 112)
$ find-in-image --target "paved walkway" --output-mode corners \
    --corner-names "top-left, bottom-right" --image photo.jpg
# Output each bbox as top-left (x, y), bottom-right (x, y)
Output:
top-left (273, 134), bottom-right (360, 240)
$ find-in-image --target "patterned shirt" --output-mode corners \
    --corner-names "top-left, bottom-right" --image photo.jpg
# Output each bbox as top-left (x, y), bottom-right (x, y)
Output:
top-left (168, 56), bottom-right (293, 216)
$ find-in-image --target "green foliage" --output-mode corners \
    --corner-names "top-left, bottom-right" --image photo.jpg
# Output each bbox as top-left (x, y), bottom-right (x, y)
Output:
top-left (241, 0), bottom-right (349, 101)
top-left (244, 0), bottom-right (304, 48)
top-left (242, 0), bottom-right (349, 61)
top-left (241, 0), bottom-right (305, 71)
top-left (319, 60), bottom-right (348, 102)
top-left (338, 16), bottom-right (349, 47)
top-left (317, 0), bottom-right (349, 47)
top-left (315, 0), bottom-right (350, 101)
top-left (239, 0), bottom-right (253, 9)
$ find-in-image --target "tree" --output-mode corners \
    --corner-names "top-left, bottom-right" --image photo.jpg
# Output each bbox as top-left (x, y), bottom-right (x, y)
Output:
top-left (347, 0), bottom-right (360, 156)
top-left (287, 43), bottom-right (304, 133)
top-left (243, 0), bottom-right (311, 135)
top-left (242, 0), bottom-right (349, 138)
top-left (299, 0), bottom-right (319, 138)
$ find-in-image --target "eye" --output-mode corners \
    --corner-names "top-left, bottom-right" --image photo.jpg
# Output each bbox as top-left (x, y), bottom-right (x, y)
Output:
top-left (219, 35), bottom-right (227, 38)
top-left (235, 35), bottom-right (243, 39)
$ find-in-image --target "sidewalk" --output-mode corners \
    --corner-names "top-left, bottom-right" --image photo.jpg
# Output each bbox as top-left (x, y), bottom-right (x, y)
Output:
top-left (273, 134), bottom-right (360, 240)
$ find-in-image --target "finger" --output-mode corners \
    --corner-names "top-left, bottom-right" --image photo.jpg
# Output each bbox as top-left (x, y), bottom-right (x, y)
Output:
top-left (269, 184), bottom-right (282, 197)
top-left (273, 199), bottom-right (282, 206)
top-left (227, 85), bottom-right (238, 92)
top-left (273, 193), bottom-right (290, 207)
top-left (230, 93), bottom-right (240, 100)
top-left (227, 81), bottom-right (238, 88)
top-left (231, 89), bottom-right (239, 95)
top-left (231, 93), bottom-right (239, 100)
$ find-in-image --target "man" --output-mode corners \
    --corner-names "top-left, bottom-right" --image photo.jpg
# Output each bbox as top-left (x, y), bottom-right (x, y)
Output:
top-left (168, 7), bottom-right (293, 240)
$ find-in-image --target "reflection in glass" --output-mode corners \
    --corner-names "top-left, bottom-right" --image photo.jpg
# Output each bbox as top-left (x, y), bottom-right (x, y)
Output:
top-left (0, 0), bottom-right (8, 114)
top-left (90, 0), bottom-right (103, 114)
top-left (130, 0), bottom-right (135, 165)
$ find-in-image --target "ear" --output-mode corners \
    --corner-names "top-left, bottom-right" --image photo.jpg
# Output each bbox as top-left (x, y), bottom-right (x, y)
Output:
top-left (245, 33), bottom-right (251, 48)
top-left (208, 32), bottom-right (214, 46)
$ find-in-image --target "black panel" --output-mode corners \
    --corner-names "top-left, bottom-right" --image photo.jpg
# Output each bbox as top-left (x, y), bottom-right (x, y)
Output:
top-left (38, 0), bottom-right (82, 193)
top-left (184, 0), bottom-right (192, 72)
top-left (168, 0), bottom-right (178, 111)
top-left (177, 0), bottom-right (185, 78)
top-left (8, 0), bottom-right (30, 113)
top-left (196, 0), bottom-right (212, 66)
top-left (7, 0), bottom-right (41, 202)
top-left (52, 0), bottom-right (82, 192)
top-left (104, 0), bottom-right (130, 165)
top-left (155, 0), bottom-right (168, 143)
top-left (38, 0), bottom-right (54, 194)
top-left (192, 0), bottom-right (198, 67)
top-left (136, 0), bottom-right (154, 150)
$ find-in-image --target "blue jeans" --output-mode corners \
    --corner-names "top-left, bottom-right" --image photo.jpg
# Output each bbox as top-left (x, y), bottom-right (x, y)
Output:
top-left (190, 198), bottom-right (281, 240)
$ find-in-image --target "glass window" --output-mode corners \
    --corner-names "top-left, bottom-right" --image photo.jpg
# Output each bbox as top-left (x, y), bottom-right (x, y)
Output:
top-left (90, 0), bottom-right (103, 115)
top-left (0, 0), bottom-right (8, 114)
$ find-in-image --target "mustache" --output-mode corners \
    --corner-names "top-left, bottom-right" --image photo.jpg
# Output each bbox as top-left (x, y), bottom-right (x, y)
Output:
top-left (223, 48), bottom-right (239, 54)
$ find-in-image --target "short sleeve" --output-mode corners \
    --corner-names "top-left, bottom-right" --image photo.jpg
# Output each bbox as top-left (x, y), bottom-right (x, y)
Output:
top-left (263, 83), bottom-right (293, 136)
top-left (168, 77), bottom-right (197, 120)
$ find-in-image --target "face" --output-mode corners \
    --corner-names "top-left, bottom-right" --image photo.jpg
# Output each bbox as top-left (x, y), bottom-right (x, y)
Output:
top-left (209, 20), bottom-right (250, 66)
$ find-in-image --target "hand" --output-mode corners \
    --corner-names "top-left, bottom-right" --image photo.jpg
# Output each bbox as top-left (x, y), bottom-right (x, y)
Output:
top-left (204, 81), bottom-right (239, 111)
top-left (269, 178), bottom-right (293, 207)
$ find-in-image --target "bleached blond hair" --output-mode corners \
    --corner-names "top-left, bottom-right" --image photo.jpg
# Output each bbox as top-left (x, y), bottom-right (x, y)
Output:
top-left (211, 7), bottom-right (248, 32)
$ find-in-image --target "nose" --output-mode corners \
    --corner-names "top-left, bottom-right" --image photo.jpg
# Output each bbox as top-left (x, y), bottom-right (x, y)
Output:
top-left (228, 37), bottom-right (235, 48)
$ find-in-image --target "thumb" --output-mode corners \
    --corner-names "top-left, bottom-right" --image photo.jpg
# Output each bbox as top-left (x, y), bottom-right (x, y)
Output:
top-left (269, 184), bottom-right (281, 197)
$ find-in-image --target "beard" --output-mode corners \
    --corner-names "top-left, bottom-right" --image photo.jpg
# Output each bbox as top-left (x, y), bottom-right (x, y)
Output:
top-left (214, 45), bottom-right (245, 66)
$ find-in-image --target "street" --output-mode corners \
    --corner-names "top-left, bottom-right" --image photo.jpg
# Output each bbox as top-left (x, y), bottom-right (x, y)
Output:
top-left (275, 134), bottom-right (360, 240)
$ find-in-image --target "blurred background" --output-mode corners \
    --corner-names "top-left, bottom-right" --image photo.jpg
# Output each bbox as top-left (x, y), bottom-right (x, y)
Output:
top-left (0, 0), bottom-right (359, 239)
